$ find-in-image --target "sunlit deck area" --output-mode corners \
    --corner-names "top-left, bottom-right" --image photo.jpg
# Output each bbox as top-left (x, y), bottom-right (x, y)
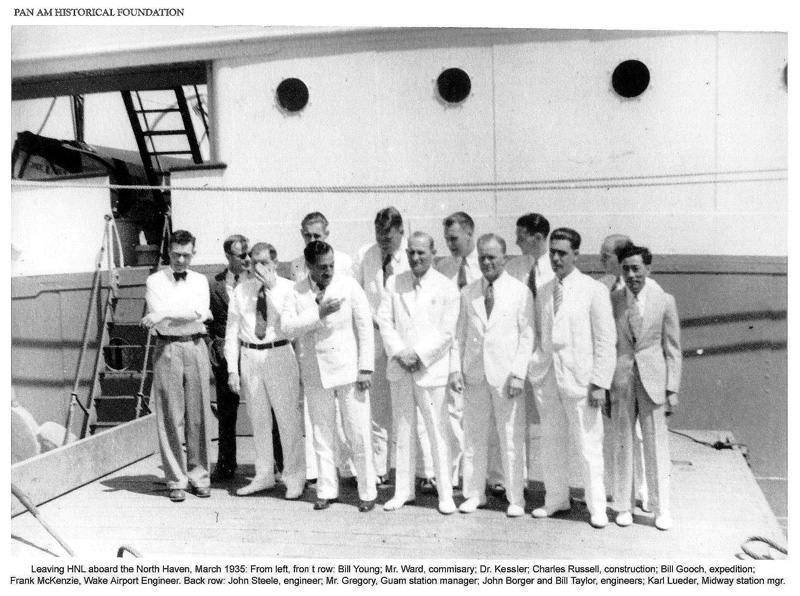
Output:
top-left (11, 430), bottom-right (784, 560)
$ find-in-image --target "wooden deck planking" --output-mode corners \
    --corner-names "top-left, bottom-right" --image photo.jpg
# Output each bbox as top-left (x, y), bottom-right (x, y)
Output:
top-left (10, 430), bottom-right (785, 559)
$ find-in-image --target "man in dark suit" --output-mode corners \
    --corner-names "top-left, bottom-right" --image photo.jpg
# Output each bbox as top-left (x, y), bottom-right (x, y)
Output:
top-left (610, 243), bottom-right (681, 531)
top-left (207, 234), bottom-right (251, 481)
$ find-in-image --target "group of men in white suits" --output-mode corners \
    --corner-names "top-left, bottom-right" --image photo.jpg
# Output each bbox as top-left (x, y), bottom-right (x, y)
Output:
top-left (195, 206), bottom-right (681, 529)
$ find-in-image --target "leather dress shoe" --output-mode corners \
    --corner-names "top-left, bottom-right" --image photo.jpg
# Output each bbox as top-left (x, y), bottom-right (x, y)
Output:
top-left (488, 483), bottom-right (507, 499)
top-left (193, 486), bottom-right (211, 498)
top-left (532, 500), bottom-right (571, 518)
top-left (419, 478), bottom-right (437, 494)
top-left (210, 465), bottom-right (236, 482)
top-left (358, 500), bottom-right (376, 513)
top-left (376, 475), bottom-right (392, 488)
top-left (169, 489), bottom-right (186, 502)
top-left (314, 498), bottom-right (337, 510)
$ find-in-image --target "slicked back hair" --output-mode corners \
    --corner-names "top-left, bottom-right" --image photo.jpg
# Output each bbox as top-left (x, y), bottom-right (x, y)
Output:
top-left (616, 243), bottom-right (653, 266)
top-left (304, 240), bottom-right (334, 264)
top-left (443, 211), bottom-right (475, 234)
top-left (550, 227), bottom-right (581, 250)
top-left (516, 213), bottom-right (550, 238)
top-left (301, 211), bottom-right (329, 229)
top-left (375, 206), bottom-right (404, 233)
top-left (223, 234), bottom-right (249, 255)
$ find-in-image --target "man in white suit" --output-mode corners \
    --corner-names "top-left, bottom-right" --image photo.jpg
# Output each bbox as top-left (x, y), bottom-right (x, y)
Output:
top-left (611, 243), bottom-right (681, 531)
top-left (281, 241), bottom-right (378, 512)
top-left (450, 234), bottom-right (534, 518)
top-left (378, 232), bottom-right (460, 514)
top-left (599, 234), bottom-right (649, 512)
top-left (225, 242), bottom-right (304, 498)
top-left (289, 211), bottom-right (356, 486)
top-left (529, 228), bottom-right (616, 528)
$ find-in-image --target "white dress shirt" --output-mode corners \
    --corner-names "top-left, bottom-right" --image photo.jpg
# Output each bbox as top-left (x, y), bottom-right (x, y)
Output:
top-left (356, 237), bottom-right (410, 319)
top-left (145, 268), bottom-right (210, 336)
top-left (224, 276), bottom-right (294, 367)
top-left (435, 247), bottom-right (481, 288)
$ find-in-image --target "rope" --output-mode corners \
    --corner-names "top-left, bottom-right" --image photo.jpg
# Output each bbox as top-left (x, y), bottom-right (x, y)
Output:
top-left (10, 168), bottom-right (787, 194)
top-left (741, 535), bottom-right (787, 560)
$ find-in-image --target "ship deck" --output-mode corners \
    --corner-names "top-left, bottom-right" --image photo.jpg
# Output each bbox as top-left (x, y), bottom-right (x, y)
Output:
top-left (10, 430), bottom-right (785, 559)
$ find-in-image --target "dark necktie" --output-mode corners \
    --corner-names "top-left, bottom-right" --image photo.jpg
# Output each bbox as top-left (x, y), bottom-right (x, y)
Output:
top-left (382, 253), bottom-right (394, 287)
top-left (484, 281), bottom-right (494, 319)
top-left (527, 262), bottom-right (537, 299)
top-left (255, 286), bottom-right (268, 340)
top-left (233, 273), bottom-right (240, 285)
top-left (457, 258), bottom-right (467, 289)
top-left (173, 271), bottom-right (187, 282)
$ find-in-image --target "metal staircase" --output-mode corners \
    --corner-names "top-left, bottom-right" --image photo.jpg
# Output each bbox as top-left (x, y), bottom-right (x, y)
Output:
top-left (65, 215), bottom-right (171, 441)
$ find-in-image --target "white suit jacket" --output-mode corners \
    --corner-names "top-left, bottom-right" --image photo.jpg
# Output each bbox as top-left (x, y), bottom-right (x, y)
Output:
top-left (281, 274), bottom-right (374, 389)
top-left (456, 271), bottom-right (534, 388)
top-left (356, 238), bottom-right (410, 321)
top-left (529, 269), bottom-right (616, 398)
top-left (377, 268), bottom-right (460, 387)
top-left (611, 279), bottom-right (682, 404)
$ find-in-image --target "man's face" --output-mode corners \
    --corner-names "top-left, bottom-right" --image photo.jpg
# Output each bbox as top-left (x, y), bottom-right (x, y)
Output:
top-left (444, 223), bottom-right (473, 258)
top-left (549, 238), bottom-right (578, 280)
top-left (407, 236), bottom-right (434, 278)
top-left (226, 240), bottom-right (250, 275)
top-left (515, 226), bottom-right (542, 257)
top-left (375, 225), bottom-right (403, 256)
top-left (621, 254), bottom-right (649, 295)
top-left (477, 239), bottom-right (506, 283)
top-left (169, 242), bottom-right (195, 273)
top-left (308, 251), bottom-right (335, 289)
top-left (301, 222), bottom-right (329, 246)
top-left (600, 241), bottom-right (620, 276)
top-left (250, 249), bottom-right (276, 277)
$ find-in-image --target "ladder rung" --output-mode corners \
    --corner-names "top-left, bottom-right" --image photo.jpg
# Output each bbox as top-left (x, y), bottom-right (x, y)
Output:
top-left (94, 395), bottom-right (142, 400)
top-left (142, 130), bottom-right (189, 137)
top-left (135, 108), bottom-right (182, 114)
top-left (149, 150), bottom-right (194, 156)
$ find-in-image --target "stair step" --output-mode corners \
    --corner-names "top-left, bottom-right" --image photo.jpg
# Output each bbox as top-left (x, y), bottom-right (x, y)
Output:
top-left (135, 108), bottom-right (182, 114)
top-left (148, 150), bottom-right (194, 156)
top-left (142, 129), bottom-right (189, 137)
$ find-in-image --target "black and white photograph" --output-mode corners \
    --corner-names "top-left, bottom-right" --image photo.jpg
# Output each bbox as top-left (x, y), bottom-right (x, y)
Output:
top-left (6, 1), bottom-right (791, 586)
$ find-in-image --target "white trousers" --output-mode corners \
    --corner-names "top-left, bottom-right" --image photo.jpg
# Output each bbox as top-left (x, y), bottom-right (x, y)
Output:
top-left (306, 381), bottom-right (377, 501)
top-left (371, 336), bottom-right (392, 477)
top-left (613, 368), bottom-right (670, 516)
top-left (535, 369), bottom-right (606, 516)
top-left (304, 391), bottom-right (355, 479)
top-left (462, 379), bottom-right (526, 508)
top-left (604, 411), bottom-right (648, 505)
top-left (415, 388), bottom-right (463, 485)
top-left (390, 378), bottom-right (453, 502)
top-left (240, 344), bottom-right (304, 495)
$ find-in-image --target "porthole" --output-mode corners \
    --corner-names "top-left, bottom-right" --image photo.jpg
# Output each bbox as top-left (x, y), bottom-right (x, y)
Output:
top-left (437, 68), bottom-right (471, 104)
top-left (612, 60), bottom-right (650, 98)
top-left (276, 78), bottom-right (309, 113)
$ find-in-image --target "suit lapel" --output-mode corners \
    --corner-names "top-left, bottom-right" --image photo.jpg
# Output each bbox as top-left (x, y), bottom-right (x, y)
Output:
top-left (642, 285), bottom-right (664, 337)
top-left (471, 286), bottom-right (488, 326)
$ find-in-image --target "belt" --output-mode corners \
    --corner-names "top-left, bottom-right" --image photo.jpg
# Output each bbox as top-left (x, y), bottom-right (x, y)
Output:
top-left (156, 332), bottom-right (206, 343)
top-left (240, 339), bottom-right (290, 350)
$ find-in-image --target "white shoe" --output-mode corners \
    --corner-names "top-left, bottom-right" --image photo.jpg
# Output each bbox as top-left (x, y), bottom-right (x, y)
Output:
top-left (615, 511), bottom-right (633, 527)
top-left (236, 478), bottom-right (275, 496)
top-left (590, 513), bottom-right (609, 529)
top-left (458, 497), bottom-right (487, 513)
top-left (507, 504), bottom-right (525, 518)
top-left (383, 497), bottom-right (413, 511)
top-left (655, 513), bottom-right (673, 531)
top-left (531, 500), bottom-right (571, 518)
top-left (285, 487), bottom-right (305, 500)
top-left (438, 498), bottom-right (457, 515)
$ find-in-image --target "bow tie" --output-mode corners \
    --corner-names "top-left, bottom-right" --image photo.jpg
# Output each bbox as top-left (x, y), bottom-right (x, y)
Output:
top-left (173, 271), bottom-right (187, 282)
